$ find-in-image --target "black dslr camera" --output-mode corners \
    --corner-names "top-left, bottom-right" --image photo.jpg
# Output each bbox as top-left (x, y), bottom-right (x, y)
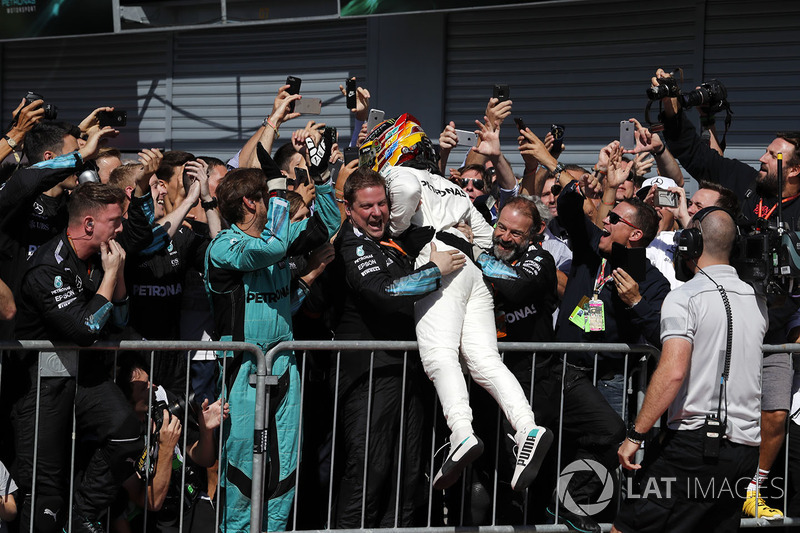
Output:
top-left (151, 390), bottom-right (185, 429)
top-left (24, 91), bottom-right (58, 120)
top-left (682, 79), bottom-right (728, 114)
top-left (646, 76), bottom-right (681, 101)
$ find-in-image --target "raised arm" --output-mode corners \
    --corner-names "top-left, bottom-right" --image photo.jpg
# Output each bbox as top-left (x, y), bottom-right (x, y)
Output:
top-left (240, 84), bottom-right (302, 168)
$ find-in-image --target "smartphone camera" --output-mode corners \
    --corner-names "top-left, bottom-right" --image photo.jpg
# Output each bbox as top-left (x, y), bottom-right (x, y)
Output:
top-left (97, 110), bottom-right (127, 128)
top-left (654, 189), bottom-right (679, 208)
top-left (493, 84), bottom-right (509, 103)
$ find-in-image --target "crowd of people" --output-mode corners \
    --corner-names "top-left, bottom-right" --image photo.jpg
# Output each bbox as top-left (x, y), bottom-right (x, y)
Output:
top-left (0, 67), bottom-right (799, 533)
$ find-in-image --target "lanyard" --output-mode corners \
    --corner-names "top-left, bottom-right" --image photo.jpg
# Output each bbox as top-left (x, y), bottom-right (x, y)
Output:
top-left (593, 258), bottom-right (613, 297)
top-left (379, 239), bottom-right (408, 256)
top-left (756, 193), bottom-right (800, 219)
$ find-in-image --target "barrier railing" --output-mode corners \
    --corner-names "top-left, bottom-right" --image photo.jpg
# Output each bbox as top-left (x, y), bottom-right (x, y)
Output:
top-left (0, 340), bottom-right (268, 533)
top-left (2, 340), bottom-right (798, 532)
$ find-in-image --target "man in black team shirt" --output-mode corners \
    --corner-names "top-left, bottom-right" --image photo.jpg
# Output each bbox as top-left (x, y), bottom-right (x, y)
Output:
top-left (0, 122), bottom-right (120, 339)
top-left (439, 196), bottom-right (559, 524)
top-left (12, 183), bottom-right (151, 533)
top-left (652, 67), bottom-right (800, 519)
top-left (328, 168), bottom-right (464, 527)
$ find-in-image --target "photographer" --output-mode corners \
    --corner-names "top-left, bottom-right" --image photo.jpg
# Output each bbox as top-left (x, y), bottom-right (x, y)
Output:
top-left (118, 359), bottom-right (228, 533)
top-left (0, 95), bottom-right (45, 165)
top-left (654, 67), bottom-right (800, 518)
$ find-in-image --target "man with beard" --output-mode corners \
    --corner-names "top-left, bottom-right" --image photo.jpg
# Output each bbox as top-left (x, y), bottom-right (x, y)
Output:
top-left (441, 196), bottom-right (558, 523)
top-left (365, 114), bottom-right (553, 494)
top-left (653, 67), bottom-right (800, 519)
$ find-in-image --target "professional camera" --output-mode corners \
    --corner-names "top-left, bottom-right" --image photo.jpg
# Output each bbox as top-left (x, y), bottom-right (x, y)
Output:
top-left (681, 79), bottom-right (728, 114)
top-left (730, 222), bottom-right (800, 295)
top-left (151, 386), bottom-right (186, 429)
top-left (24, 91), bottom-right (58, 120)
top-left (646, 76), bottom-right (681, 101)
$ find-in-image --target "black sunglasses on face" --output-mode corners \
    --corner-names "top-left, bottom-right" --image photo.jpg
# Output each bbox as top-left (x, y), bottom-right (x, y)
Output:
top-left (607, 211), bottom-right (641, 231)
top-left (550, 183), bottom-right (563, 196)
top-left (458, 177), bottom-right (485, 190)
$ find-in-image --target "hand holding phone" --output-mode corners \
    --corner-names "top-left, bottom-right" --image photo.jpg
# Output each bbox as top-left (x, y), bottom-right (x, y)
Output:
top-left (97, 110), bottom-right (127, 128)
top-left (493, 84), bottom-right (510, 103)
top-left (550, 124), bottom-right (565, 152)
top-left (345, 78), bottom-right (357, 110)
top-left (366, 109), bottom-right (385, 133)
top-left (286, 76), bottom-right (302, 113)
top-left (619, 120), bottom-right (635, 150)
top-left (454, 129), bottom-right (478, 147)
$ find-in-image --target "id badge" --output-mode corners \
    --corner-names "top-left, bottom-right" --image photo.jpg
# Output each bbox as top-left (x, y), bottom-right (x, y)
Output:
top-left (584, 299), bottom-right (605, 332)
top-left (569, 295), bottom-right (591, 329)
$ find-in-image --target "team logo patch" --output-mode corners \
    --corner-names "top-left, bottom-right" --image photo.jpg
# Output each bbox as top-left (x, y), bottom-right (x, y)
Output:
top-left (356, 245), bottom-right (365, 257)
top-left (54, 276), bottom-right (63, 289)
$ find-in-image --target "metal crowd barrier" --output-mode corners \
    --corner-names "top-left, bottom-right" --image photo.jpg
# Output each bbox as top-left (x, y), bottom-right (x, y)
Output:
top-left (2, 341), bottom-right (799, 533)
top-left (0, 340), bottom-right (269, 533)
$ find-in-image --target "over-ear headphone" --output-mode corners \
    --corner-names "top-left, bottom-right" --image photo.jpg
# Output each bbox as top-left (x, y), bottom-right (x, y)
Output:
top-left (677, 206), bottom-right (738, 260)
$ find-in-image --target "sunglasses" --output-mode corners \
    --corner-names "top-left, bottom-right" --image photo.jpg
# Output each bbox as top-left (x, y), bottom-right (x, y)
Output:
top-left (458, 177), bottom-right (485, 190)
top-left (550, 183), bottom-right (563, 196)
top-left (607, 211), bottom-right (641, 231)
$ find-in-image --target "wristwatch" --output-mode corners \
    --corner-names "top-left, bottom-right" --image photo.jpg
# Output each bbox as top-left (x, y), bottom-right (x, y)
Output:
top-left (626, 425), bottom-right (646, 444)
top-left (201, 197), bottom-right (218, 210)
top-left (552, 162), bottom-right (565, 176)
top-left (3, 134), bottom-right (18, 149)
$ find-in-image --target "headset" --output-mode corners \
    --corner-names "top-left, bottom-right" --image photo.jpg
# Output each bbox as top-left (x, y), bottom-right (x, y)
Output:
top-left (675, 206), bottom-right (740, 282)
top-left (676, 206), bottom-right (739, 260)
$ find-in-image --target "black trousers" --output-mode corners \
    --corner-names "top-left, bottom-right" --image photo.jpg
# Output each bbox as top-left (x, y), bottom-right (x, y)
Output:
top-left (11, 364), bottom-right (141, 532)
top-left (331, 350), bottom-right (429, 528)
top-left (615, 429), bottom-right (758, 533)
top-left (466, 355), bottom-right (625, 524)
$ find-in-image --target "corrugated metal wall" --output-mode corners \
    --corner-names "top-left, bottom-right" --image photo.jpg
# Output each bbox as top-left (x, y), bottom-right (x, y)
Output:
top-left (702, 0), bottom-right (800, 161)
top-left (442, 0), bottom-right (799, 176)
top-left (0, 0), bottom-right (796, 169)
top-left (443, 0), bottom-right (701, 171)
top-left (0, 18), bottom-right (368, 161)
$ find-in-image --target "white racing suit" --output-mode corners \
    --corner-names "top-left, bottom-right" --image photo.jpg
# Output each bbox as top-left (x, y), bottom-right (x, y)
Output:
top-left (383, 165), bottom-right (537, 439)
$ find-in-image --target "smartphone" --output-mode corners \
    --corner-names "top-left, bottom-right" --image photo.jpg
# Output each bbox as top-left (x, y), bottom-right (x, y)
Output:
top-left (323, 126), bottom-right (337, 147)
top-left (294, 98), bottom-right (322, 115)
top-left (619, 120), bottom-right (635, 150)
top-left (293, 167), bottom-right (310, 188)
top-left (366, 109), bottom-right (385, 133)
top-left (493, 84), bottom-right (510, 102)
top-left (513, 117), bottom-right (527, 132)
top-left (97, 110), bottom-right (127, 128)
top-left (359, 143), bottom-right (377, 168)
top-left (345, 77), bottom-right (357, 109)
top-left (654, 189), bottom-right (679, 208)
top-left (611, 242), bottom-right (646, 283)
top-left (344, 146), bottom-right (359, 165)
top-left (551, 124), bottom-right (565, 152)
top-left (454, 129), bottom-right (477, 147)
top-left (286, 75), bottom-right (302, 113)
top-left (329, 159), bottom-right (343, 185)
